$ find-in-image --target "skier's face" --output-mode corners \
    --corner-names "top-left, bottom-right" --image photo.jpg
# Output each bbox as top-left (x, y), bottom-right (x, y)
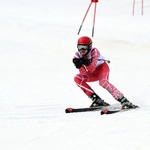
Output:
top-left (77, 45), bottom-right (89, 55)
top-left (79, 49), bottom-right (88, 55)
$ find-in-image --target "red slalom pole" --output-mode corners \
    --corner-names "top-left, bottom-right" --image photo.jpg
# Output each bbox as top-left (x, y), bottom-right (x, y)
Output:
top-left (77, 2), bottom-right (92, 35)
top-left (132, 0), bottom-right (144, 16)
top-left (77, 0), bottom-right (99, 36)
top-left (132, 0), bottom-right (135, 16)
top-left (141, 0), bottom-right (144, 15)
top-left (92, 2), bottom-right (97, 37)
top-left (92, 0), bottom-right (98, 2)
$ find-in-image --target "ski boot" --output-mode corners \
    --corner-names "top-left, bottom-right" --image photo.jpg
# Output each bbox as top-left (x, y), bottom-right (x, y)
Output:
top-left (118, 96), bottom-right (139, 109)
top-left (89, 93), bottom-right (110, 107)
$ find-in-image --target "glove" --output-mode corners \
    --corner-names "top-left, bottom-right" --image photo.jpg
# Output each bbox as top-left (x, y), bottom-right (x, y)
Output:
top-left (73, 58), bottom-right (83, 69)
top-left (82, 58), bottom-right (91, 66)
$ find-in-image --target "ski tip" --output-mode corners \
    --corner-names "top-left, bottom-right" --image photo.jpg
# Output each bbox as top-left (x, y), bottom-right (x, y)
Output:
top-left (101, 109), bottom-right (109, 115)
top-left (101, 109), bottom-right (121, 115)
top-left (122, 105), bottom-right (139, 110)
top-left (65, 108), bottom-right (73, 113)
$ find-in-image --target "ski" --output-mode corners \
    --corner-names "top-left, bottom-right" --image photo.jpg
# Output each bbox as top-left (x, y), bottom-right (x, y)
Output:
top-left (65, 104), bottom-right (139, 114)
top-left (101, 106), bottom-right (139, 115)
top-left (65, 106), bottom-right (103, 113)
top-left (65, 104), bottom-right (121, 113)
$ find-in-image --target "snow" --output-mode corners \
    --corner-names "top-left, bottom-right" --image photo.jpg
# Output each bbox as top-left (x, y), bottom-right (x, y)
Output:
top-left (0, 0), bottom-right (150, 149)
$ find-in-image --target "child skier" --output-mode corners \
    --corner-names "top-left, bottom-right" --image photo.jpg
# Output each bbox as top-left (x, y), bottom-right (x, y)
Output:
top-left (73, 36), bottom-right (138, 109)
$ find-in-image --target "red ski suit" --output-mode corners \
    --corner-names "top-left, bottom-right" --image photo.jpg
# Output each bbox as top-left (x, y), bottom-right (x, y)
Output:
top-left (74, 47), bottom-right (123, 100)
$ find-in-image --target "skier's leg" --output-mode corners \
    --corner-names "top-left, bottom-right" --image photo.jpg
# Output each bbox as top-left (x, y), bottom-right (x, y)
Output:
top-left (98, 62), bottom-right (138, 109)
top-left (98, 62), bottom-right (123, 100)
top-left (74, 73), bottom-right (109, 107)
top-left (74, 74), bottom-right (95, 96)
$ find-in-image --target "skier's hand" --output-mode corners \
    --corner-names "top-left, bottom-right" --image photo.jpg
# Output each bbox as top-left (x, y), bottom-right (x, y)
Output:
top-left (82, 58), bottom-right (91, 66)
top-left (72, 58), bottom-right (83, 69)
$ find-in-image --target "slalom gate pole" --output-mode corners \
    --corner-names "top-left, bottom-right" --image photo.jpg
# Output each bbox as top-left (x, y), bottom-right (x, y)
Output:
top-left (77, 2), bottom-right (92, 35)
top-left (92, 2), bottom-right (97, 37)
top-left (141, 0), bottom-right (144, 15)
top-left (132, 0), bottom-right (135, 16)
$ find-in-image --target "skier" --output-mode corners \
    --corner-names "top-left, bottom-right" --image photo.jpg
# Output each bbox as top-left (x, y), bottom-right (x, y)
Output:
top-left (73, 36), bottom-right (138, 109)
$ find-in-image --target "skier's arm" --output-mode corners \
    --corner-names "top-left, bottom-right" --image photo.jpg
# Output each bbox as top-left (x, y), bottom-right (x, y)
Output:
top-left (85, 48), bottom-right (100, 72)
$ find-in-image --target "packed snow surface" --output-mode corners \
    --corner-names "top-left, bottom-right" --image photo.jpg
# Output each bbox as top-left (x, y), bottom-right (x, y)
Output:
top-left (0, 0), bottom-right (150, 150)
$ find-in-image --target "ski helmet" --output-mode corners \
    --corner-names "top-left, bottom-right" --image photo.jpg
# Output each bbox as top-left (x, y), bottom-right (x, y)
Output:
top-left (77, 36), bottom-right (92, 52)
top-left (77, 36), bottom-right (92, 46)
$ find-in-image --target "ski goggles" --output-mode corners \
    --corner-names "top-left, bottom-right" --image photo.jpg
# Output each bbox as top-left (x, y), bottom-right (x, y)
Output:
top-left (77, 45), bottom-right (89, 51)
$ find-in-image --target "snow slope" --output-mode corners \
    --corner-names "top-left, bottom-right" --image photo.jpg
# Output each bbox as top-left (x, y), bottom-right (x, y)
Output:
top-left (0, 0), bottom-right (150, 150)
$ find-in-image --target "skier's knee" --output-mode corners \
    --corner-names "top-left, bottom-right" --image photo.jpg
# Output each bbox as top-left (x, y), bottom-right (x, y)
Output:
top-left (99, 80), bottom-right (108, 88)
top-left (74, 75), bottom-right (81, 84)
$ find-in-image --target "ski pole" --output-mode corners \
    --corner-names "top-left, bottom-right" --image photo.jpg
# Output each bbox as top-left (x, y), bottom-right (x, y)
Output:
top-left (98, 59), bottom-right (110, 63)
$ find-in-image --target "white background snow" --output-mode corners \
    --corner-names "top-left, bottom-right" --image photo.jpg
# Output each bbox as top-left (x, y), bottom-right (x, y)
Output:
top-left (0, 0), bottom-right (150, 149)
